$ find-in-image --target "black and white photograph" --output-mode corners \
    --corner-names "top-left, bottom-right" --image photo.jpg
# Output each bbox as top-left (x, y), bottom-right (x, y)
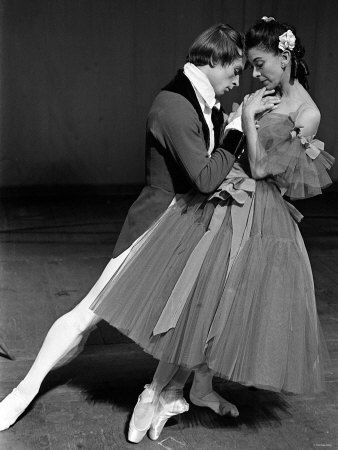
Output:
top-left (0, 1), bottom-right (337, 448)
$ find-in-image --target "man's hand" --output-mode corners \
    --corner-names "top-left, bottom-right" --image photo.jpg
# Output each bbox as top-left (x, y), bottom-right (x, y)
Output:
top-left (226, 102), bottom-right (242, 125)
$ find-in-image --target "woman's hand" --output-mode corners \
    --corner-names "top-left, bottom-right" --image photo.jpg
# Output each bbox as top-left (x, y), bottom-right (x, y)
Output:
top-left (242, 88), bottom-right (280, 122)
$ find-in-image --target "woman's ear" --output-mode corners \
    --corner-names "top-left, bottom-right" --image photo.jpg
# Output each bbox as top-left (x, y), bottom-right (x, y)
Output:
top-left (280, 50), bottom-right (291, 69)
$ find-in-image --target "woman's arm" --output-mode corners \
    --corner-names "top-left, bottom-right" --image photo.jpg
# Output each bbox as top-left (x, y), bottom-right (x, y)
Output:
top-left (242, 88), bottom-right (281, 179)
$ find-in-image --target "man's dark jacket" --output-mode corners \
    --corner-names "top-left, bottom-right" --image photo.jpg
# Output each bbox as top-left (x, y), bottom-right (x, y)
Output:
top-left (113, 70), bottom-right (241, 257)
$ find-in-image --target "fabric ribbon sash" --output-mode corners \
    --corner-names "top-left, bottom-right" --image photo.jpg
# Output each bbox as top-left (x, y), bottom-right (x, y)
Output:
top-left (153, 177), bottom-right (256, 336)
top-left (152, 173), bottom-right (304, 336)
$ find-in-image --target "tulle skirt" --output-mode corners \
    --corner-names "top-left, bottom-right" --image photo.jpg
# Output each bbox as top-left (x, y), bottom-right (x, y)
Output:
top-left (90, 180), bottom-right (327, 394)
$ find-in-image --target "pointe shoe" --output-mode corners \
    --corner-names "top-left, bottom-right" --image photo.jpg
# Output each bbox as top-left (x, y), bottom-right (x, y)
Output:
top-left (189, 389), bottom-right (239, 417)
top-left (0, 388), bottom-right (32, 431)
top-left (128, 385), bottom-right (157, 443)
top-left (148, 390), bottom-right (189, 441)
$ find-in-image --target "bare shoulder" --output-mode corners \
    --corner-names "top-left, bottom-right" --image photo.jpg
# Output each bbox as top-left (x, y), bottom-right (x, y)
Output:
top-left (295, 103), bottom-right (321, 136)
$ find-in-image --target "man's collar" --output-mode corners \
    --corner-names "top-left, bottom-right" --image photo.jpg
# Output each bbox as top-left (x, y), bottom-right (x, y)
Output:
top-left (183, 63), bottom-right (219, 110)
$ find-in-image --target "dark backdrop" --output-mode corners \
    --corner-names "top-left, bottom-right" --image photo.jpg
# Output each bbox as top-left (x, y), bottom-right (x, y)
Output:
top-left (1, 0), bottom-right (337, 187)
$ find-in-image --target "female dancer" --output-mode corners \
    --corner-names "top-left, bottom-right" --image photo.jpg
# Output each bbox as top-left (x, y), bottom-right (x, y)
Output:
top-left (0, 17), bottom-right (333, 445)
top-left (91, 17), bottom-right (334, 442)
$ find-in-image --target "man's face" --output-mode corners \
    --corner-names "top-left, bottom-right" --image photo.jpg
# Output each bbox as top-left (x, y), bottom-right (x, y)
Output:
top-left (207, 55), bottom-right (244, 97)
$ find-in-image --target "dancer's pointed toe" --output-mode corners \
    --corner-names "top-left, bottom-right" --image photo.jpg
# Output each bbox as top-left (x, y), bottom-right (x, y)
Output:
top-left (189, 389), bottom-right (239, 417)
top-left (0, 387), bottom-right (33, 431)
top-left (148, 389), bottom-right (189, 441)
top-left (128, 385), bottom-right (157, 443)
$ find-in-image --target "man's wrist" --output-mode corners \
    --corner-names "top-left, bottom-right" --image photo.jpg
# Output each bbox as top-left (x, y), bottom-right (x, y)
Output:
top-left (220, 129), bottom-right (245, 158)
top-left (225, 116), bottom-right (243, 133)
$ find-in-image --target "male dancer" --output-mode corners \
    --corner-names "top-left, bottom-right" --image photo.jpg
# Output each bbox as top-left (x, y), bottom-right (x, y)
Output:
top-left (114, 24), bottom-right (244, 257)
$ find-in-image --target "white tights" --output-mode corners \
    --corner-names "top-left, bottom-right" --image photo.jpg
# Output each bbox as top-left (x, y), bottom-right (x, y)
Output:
top-left (1, 253), bottom-right (216, 427)
top-left (14, 254), bottom-right (198, 401)
top-left (16, 257), bottom-right (122, 400)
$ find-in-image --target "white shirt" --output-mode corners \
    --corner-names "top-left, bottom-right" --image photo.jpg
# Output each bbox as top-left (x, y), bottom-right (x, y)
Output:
top-left (183, 63), bottom-right (220, 155)
top-left (183, 63), bottom-right (242, 156)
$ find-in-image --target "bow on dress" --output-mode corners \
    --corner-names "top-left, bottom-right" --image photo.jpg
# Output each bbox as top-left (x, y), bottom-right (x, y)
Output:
top-left (153, 172), bottom-right (256, 336)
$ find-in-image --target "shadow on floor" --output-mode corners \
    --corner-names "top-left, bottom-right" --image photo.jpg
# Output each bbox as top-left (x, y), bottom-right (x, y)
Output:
top-left (34, 348), bottom-right (291, 434)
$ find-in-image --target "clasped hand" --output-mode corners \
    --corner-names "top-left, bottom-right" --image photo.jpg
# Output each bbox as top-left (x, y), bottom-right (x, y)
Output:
top-left (226, 88), bottom-right (281, 129)
top-left (242, 87), bottom-right (281, 121)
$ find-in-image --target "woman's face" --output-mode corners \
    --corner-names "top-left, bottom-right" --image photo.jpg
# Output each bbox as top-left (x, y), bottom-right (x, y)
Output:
top-left (247, 47), bottom-right (284, 89)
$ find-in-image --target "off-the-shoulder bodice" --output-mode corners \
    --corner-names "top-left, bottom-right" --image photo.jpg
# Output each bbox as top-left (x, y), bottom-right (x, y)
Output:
top-left (254, 111), bottom-right (334, 199)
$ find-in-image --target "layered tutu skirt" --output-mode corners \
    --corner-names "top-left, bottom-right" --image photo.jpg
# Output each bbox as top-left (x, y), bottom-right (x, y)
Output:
top-left (90, 113), bottom-right (334, 394)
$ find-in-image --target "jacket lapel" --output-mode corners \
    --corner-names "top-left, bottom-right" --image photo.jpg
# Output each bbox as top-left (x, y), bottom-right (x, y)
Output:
top-left (162, 70), bottom-right (210, 149)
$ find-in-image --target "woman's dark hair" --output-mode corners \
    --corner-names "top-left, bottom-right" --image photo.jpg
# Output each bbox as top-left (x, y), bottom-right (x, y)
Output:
top-left (245, 19), bottom-right (309, 90)
top-left (187, 24), bottom-right (244, 67)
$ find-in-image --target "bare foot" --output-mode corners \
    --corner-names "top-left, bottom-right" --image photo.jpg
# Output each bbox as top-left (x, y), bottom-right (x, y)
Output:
top-left (190, 389), bottom-right (239, 417)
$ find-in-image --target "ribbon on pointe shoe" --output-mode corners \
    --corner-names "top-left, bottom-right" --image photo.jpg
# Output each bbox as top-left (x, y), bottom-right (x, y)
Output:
top-left (128, 385), bottom-right (157, 443)
top-left (149, 390), bottom-right (189, 440)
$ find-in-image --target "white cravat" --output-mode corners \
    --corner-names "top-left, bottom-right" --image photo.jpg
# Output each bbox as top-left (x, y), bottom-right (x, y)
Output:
top-left (183, 63), bottom-right (220, 155)
top-left (183, 63), bottom-right (242, 155)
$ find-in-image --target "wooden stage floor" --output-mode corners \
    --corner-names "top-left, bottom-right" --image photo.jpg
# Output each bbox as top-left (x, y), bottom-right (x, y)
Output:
top-left (0, 191), bottom-right (337, 449)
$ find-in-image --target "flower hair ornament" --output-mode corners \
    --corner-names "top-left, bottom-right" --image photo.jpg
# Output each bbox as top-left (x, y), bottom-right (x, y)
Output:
top-left (279, 29), bottom-right (296, 51)
top-left (261, 16), bottom-right (275, 22)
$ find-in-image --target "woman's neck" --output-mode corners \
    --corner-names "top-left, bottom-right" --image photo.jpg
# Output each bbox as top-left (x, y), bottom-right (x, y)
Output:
top-left (278, 78), bottom-right (301, 99)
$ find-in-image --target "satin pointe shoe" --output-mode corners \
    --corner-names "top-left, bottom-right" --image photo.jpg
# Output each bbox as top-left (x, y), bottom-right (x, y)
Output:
top-left (128, 384), bottom-right (157, 443)
top-left (189, 388), bottom-right (239, 417)
top-left (148, 388), bottom-right (189, 441)
top-left (0, 387), bottom-right (32, 431)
